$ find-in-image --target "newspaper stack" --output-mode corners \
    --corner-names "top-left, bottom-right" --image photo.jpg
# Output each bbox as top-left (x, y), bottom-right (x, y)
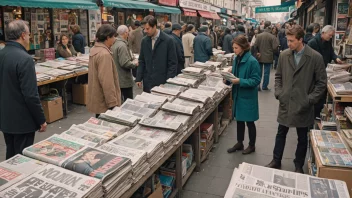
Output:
top-left (62, 125), bottom-right (110, 146)
top-left (224, 162), bottom-right (350, 198)
top-left (23, 134), bottom-right (87, 166)
top-left (151, 86), bottom-right (181, 97)
top-left (181, 67), bottom-right (206, 78)
top-left (43, 68), bottom-right (75, 77)
top-left (38, 60), bottom-right (70, 68)
top-left (186, 88), bottom-right (218, 101)
top-left (0, 155), bottom-right (47, 192)
top-left (311, 130), bottom-right (352, 168)
top-left (135, 92), bottom-right (169, 106)
top-left (201, 75), bottom-right (231, 95)
top-left (130, 125), bottom-right (177, 152)
top-left (221, 71), bottom-right (237, 82)
top-left (85, 117), bottom-right (130, 137)
top-left (346, 107), bottom-right (352, 121)
top-left (99, 110), bottom-right (140, 127)
top-left (35, 65), bottom-right (54, 73)
top-left (160, 83), bottom-right (188, 92)
top-left (140, 110), bottom-right (191, 134)
top-left (190, 61), bottom-right (216, 71)
top-left (152, 91), bottom-right (177, 102)
top-left (161, 101), bottom-right (200, 116)
top-left (167, 76), bottom-right (202, 88)
top-left (111, 133), bottom-right (164, 167)
top-left (36, 73), bottom-right (52, 82)
top-left (59, 133), bottom-right (100, 148)
top-left (119, 99), bottom-right (158, 118)
top-left (60, 147), bottom-right (132, 197)
top-left (0, 164), bottom-right (103, 198)
top-left (179, 89), bottom-right (212, 105)
top-left (59, 65), bottom-right (89, 73)
top-left (172, 98), bottom-right (205, 112)
top-left (333, 82), bottom-right (352, 95)
top-left (123, 98), bottom-right (161, 110)
top-left (320, 121), bottom-right (337, 131)
top-left (207, 70), bottom-right (223, 78)
top-left (98, 143), bottom-right (150, 183)
top-left (327, 63), bottom-right (352, 71)
top-left (328, 70), bottom-right (352, 84)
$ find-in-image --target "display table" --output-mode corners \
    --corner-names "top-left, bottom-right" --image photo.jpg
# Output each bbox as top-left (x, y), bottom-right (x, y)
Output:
top-left (327, 82), bottom-right (352, 102)
top-left (120, 90), bottom-right (232, 198)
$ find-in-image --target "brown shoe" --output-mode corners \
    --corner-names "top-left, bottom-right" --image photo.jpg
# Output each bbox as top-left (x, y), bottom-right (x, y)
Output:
top-left (242, 145), bottom-right (255, 155)
top-left (265, 159), bottom-right (281, 169)
top-left (227, 142), bottom-right (244, 153)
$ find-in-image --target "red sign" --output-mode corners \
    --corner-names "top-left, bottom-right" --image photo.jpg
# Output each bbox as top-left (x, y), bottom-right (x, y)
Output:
top-left (183, 8), bottom-right (197, 17)
top-left (159, 0), bottom-right (177, 7)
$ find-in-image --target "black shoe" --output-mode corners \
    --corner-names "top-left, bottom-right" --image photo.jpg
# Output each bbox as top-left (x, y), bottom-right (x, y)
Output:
top-left (227, 142), bottom-right (244, 153)
top-left (295, 167), bottom-right (304, 174)
top-left (265, 160), bottom-right (281, 169)
top-left (242, 145), bottom-right (255, 155)
top-left (258, 87), bottom-right (262, 91)
top-left (262, 87), bottom-right (271, 91)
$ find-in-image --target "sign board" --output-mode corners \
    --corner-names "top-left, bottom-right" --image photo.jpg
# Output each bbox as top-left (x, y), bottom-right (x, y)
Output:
top-left (179, 0), bottom-right (210, 11)
top-left (255, 5), bottom-right (290, 13)
top-left (338, 3), bottom-right (349, 15)
top-left (210, 6), bottom-right (221, 13)
top-left (281, 0), bottom-right (296, 6)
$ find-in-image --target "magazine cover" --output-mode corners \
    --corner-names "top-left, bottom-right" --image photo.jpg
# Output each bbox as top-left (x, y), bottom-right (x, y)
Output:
top-left (61, 147), bottom-right (131, 180)
top-left (23, 134), bottom-right (86, 165)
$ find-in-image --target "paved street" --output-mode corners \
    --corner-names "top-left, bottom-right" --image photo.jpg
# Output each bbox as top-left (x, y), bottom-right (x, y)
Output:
top-left (0, 70), bottom-right (306, 197)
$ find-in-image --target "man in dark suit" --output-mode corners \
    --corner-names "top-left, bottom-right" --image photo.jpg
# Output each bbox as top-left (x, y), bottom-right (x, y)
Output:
top-left (0, 20), bottom-right (47, 159)
top-left (170, 23), bottom-right (185, 74)
top-left (136, 16), bottom-right (177, 93)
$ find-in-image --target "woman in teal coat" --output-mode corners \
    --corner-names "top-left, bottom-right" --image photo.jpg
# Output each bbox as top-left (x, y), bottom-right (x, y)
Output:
top-left (227, 35), bottom-right (261, 155)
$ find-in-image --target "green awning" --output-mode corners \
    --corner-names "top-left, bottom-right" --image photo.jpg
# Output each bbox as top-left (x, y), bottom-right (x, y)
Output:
top-left (154, 6), bottom-right (181, 14)
top-left (104, 0), bottom-right (161, 10)
top-left (219, 14), bottom-right (229, 18)
top-left (0, 0), bottom-right (98, 10)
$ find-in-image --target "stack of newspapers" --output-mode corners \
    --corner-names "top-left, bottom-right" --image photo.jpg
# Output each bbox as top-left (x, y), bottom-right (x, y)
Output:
top-left (59, 64), bottom-right (89, 73)
top-left (110, 133), bottom-right (164, 168)
top-left (98, 143), bottom-right (150, 183)
top-left (36, 73), bottom-right (52, 82)
top-left (189, 61), bottom-right (216, 71)
top-left (118, 99), bottom-right (159, 118)
top-left (60, 125), bottom-right (111, 147)
top-left (221, 71), bottom-right (237, 82)
top-left (0, 163), bottom-right (103, 198)
top-left (224, 162), bottom-right (350, 198)
top-left (179, 89), bottom-right (212, 107)
top-left (160, 83), bottom-right (189, 92)
top-left (181, 67), bottom-right (206, 77)
top-left (201, 75), bottom-right (231, 95)
top-left (167, 76), bottom-right (203, 88)
top-left (345, 107), bottom-right (352, 120)
top-left (328, 70), bottom-right (352, 84)
top-left (135, 92), bottom-right (169, 107)
top-left (161, 101), bottom-right (200, 116)
top-left (172, 98), bottom-right (206, 113)
top-left (332, 82), bottom-right (352, 95)
top-left (85, 117), bottom-right (130, 137)
top-left (99, 109), bottom-right (141, 127)
top-left (151, 86), bottom-right (181, 97)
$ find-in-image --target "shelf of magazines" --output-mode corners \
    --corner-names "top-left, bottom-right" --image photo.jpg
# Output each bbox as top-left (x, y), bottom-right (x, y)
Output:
top-left (327, 82), bottom-right (352, 103)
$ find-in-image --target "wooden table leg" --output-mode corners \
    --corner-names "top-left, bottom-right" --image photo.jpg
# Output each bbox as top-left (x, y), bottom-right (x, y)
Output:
top-left (175, 146), bottom-right (182, 198)
top-left (193, 126), bottom-right (201, 172)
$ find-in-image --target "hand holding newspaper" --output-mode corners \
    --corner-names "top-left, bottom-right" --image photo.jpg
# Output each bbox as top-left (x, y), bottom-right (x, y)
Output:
top-left (221, 71), bottom-right (237, 82)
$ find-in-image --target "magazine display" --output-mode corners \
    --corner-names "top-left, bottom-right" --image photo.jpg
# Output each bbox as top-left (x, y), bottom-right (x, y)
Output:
top-left (0, 155), bottom-right (47, 192)
top-left (130, 125), bottom-right (177, 148)
top-left (224, 163), bottom-right (350, 198)
top-left (0, 164), bottom-right (103, 198)
top-left (99, 110), bottom-right (140, 126)
top-left (119, 100), bottom-right (158, 118)
top-left (160, 83), bottom-right (188, 92)
top-left (23, 134), bottom-right (87, 165)
top-left (111, 133), bottom-right (164, 167)
top-left (161, 102), bottom-right (200, 116)
top-left (98, 143), bottom-right (150, 183)
top-left (189, 61), bottom-right (216, 71)
top-left (85, 117), bottom-right (130, 136)
top-left (333, 82), bottom-right (352, 95)
top-left (311, 130), bottom-right (352, 167)
top-left (151, 86), bottom-right (181, 96)
top-left (62, 125), bottom-right (109, 146)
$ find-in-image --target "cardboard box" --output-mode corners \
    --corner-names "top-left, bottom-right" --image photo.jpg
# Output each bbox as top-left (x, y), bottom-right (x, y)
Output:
top-left (72, 84), bottom-right (88, 105)
top-left (148, 183), bottom-right (163, 198)
top-left (41, 97), bottom-right (63, 123)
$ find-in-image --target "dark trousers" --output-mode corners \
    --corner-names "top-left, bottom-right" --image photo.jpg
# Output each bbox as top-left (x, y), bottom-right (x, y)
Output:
top-left (121, 87), bottom-right (133, 102)
top-left (314, 90), bottom-right (327, 119)
top-left (273, 124), bottom-right (308, 168)
top-left (237, 121), bottom-right (256, 146)
top-left (3, 132), bottom-right (35, 160)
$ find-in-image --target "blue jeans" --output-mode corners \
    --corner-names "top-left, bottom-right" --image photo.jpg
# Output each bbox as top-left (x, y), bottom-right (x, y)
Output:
top-left (259, 63), bottom-right (271, 89)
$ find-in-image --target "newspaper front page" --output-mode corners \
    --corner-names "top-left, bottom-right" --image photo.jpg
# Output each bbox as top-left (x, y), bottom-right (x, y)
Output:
top-left (161, 102), bottom-right (200, 116)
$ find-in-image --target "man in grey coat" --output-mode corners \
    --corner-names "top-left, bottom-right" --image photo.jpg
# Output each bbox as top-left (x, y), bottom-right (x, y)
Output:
top-left (129, 20), bottom-right (144, 54)
top-left (266, 25), bottom-right (327, 173)
top-left (254, 21), bottom-right (279, 91)
top-left (112, 25), bottom-right (138, 101)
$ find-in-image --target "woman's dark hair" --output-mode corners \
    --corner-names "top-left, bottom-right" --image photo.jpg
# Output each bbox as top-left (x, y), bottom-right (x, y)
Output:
top-left (144, 15), bottom-right (157, 28)
top-left (96, 24), bottom-right (117, 42)
top-left (232, 35), bottom-right (250, 51)
top-left (286, 25), bottom-right (305, 40)
top-left (186, 24), bottom-right (195, 32)
top-left (312, 23), bottom-right (320, 32)
top-left (59, 33), bottom-right (70, 45)
top-left (272, 26), bottom-right (278, 36)
top-left (237, 25), bottom-right (245, 33)
top-left (306, 24), bottom-right (314, 33)
top-left (224, 28), bottom-right (231, 35)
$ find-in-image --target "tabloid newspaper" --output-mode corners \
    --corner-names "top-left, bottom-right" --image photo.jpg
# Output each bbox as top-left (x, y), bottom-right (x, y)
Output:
top-left (179, 91), bottom-right (211, 104)
top-left (224, 163), bottom-right (350, 198)
top-left (129, 125), bottom-right (176, 146)
top-left (59, 133), bottom-right (99, 148)
top-left (76, 123), bottom-right (117, 139)
top-left (160, 83), bottom-right (188, 92)
top-left (63, 125), bottom-right (109, 146)
top-left (99, 109), bottom-right (140, 126)
top-left (23, 134), bottom-right (87, 166)
top-left (0, 155), bottom-right (47, 192)
top-left (161, 102), bottom-right (200, 116)
top-left (120, 100), bottom-right (158, 118)
top-left (311, 130), bottom-right (352, 167)
top-left (60, 147), bottom-right (131, 181)
top-left (151, 86), bottom-right (181, 96)
top-left (85, 117), bottom-right (130, 135)
top-left (123, 98), bottom-right (161, 110)
top-left (0, 164), bottom-right (102, 198)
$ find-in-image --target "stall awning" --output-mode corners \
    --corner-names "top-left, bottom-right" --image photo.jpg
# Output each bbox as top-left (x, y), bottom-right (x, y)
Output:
top-left (154, 6), bottom-right (181, 14)
top-left (198, 11), bottom-right (220, 20)
top-left (0, 0), bottom-right (98, 9)
top-left (104, 0), bottom-right (160, 10)
top-left (219, 14), bottom-right (229, 19)
top-left (182, 8), bottom-right (197, 17)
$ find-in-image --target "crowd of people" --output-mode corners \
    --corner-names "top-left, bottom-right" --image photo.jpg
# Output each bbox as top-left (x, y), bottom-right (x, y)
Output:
top-left (0, 16), bottom-right (343, 176)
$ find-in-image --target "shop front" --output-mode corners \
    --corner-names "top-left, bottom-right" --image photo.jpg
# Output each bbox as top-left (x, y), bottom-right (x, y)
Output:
top-left (179, 0), bottom-right (216, 27)
top-left (0, 0), bottom-right (98, 52)
top-left (153, 0), bottom-right (181, 24)
top-left (211, 6), bottom-right (222, 26)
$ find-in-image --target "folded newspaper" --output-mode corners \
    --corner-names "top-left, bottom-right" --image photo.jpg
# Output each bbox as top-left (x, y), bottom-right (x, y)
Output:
top-left (333, 82), bottom-right (352, 95)
top-left (179, 90), bottom-right (211, 104)
top-left (130, 125), bottom-right (177, 148)
top-left (62, 125), bottom-right (110, 146)
top-left (161, 102), bottom-right (200, 116)
top-left (160, 83), bottom-right (188, 92)
top-left (123, 98), bottom-right (161, 110)
top-left (167, 76), bottom-right (201, 88)
top-left (85, 117), bottom-right (130, 136)
top-left (120, 99), bottom-right (158, 118)
top-left (0, 155), bottom-right (47, 192)
top-left (189, 61), bottom-right (216, 71)
top-left (0, 164), bottom-right (103, 198)
top-left (221, 71), bottom-right (237, 82)
top-left (151, 86), bottom-right (181, 96)
top-left (99, 109), bottom-right (140, 126)
top-left (181, 67), bottom-right (206, 77)
top-left (225, 162), bottom-right (350, 198)
top-left (135, 92), bottom-right (169, 105)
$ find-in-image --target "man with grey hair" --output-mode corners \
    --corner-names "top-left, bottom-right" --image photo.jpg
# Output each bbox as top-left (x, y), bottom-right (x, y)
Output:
top-left (0, 20), bottom-right (47, 159)
top-left (112, 25), bottom-right (138, 101)
top-left (308, 25), bottom-right (341, 120)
